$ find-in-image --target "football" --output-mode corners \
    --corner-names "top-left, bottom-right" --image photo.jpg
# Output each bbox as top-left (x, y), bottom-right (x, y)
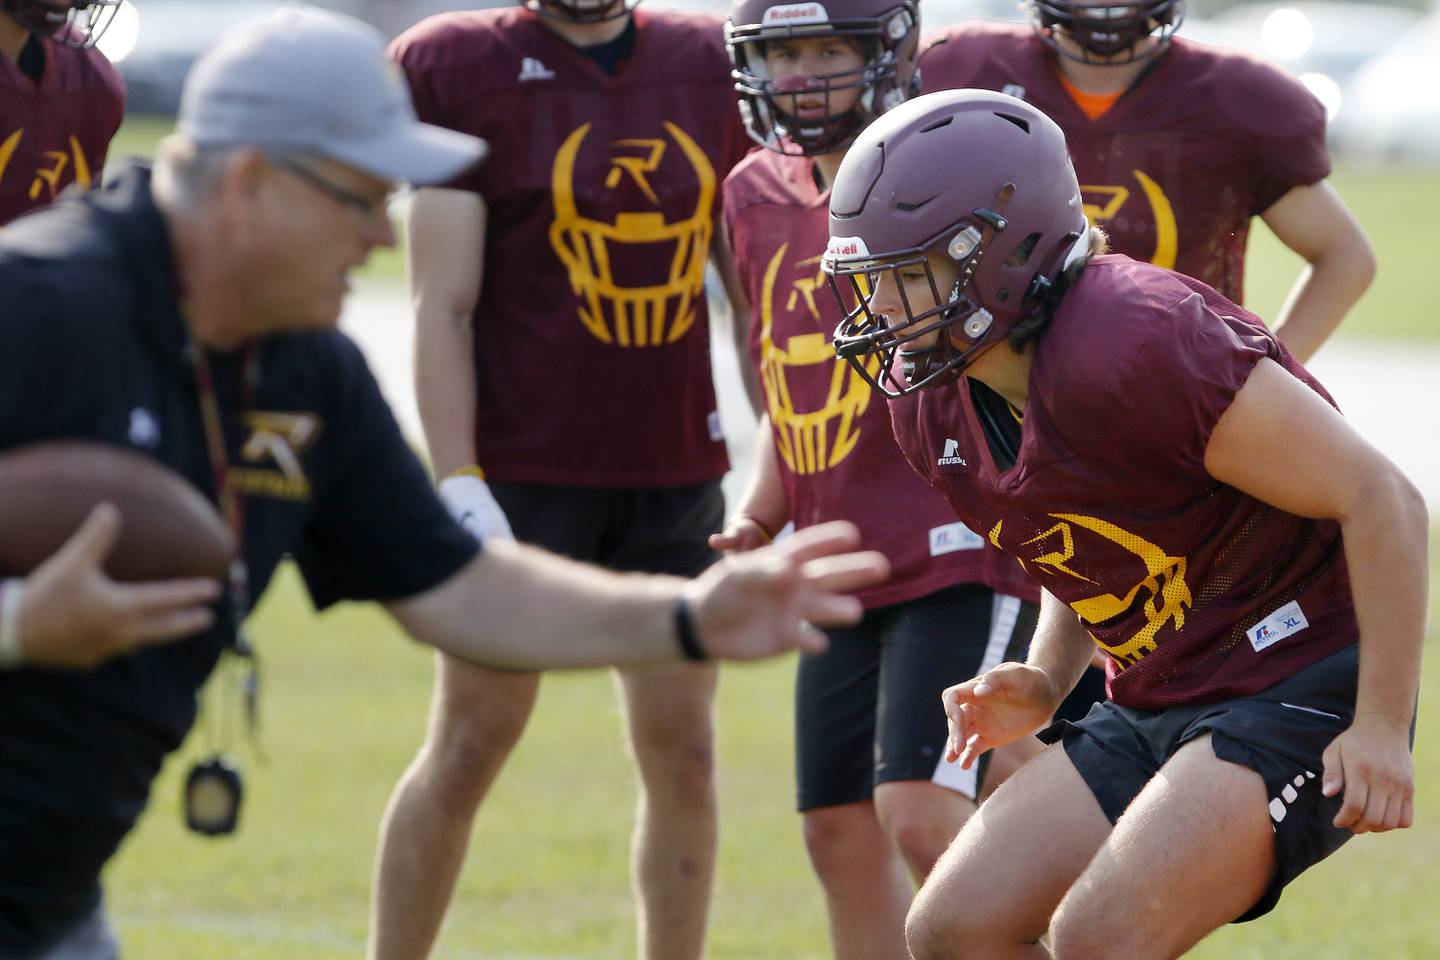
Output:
top-left (0, 441), bottom-right (236, 582)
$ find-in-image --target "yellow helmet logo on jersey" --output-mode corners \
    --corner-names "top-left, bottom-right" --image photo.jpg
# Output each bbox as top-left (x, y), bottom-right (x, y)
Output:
top-left (549, 121), bottom-right (716, 348)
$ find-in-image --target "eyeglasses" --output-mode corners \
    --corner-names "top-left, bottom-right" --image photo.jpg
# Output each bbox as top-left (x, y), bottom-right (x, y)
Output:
top-left (271, 158), bottom-right (394, 224)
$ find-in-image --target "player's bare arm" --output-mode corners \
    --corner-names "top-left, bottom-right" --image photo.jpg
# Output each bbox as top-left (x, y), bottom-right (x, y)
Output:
top-left (1205, 356), bottom-right (1425, 834)
top-left (1262, 180), bottom-right (1377, 363)
top-left (942, 589), bottom-right (1095, 768)
top-left (409, 187), bottom-right (486, 478)
top-left (384, 520), bottom-right (888, 670)
top-left (713, 226), bottom-right (764, 415)
top-left (710, 413), bottom-right (789, 553)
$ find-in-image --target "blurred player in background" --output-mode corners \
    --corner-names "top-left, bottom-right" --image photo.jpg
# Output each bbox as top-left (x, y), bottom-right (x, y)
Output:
top-left (375, 2), bottom-right (753, 957)
top-left (919, 0), bottom-right (1374, 362)
top-left (716, 1), bottom-right (1047, 955)
top-left (825, 89), bottom-right (1422, 959)
top-left (0, 0), bottom-right (123, 225)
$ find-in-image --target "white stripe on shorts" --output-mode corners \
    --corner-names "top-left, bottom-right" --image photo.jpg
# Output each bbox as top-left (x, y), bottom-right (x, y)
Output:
top-left (931, 593), bottom-right (1024, 800)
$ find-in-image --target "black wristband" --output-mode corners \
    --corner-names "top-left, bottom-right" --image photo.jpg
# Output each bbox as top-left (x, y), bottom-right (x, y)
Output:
top-left (673, 596), bottom-right (707, 662)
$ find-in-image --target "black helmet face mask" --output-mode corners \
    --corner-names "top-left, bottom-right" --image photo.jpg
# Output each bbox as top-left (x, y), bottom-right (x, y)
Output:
top-left (3, 0), bottom-right (122, 49)
top-left (1029, 0), bottom-right (1185, 64)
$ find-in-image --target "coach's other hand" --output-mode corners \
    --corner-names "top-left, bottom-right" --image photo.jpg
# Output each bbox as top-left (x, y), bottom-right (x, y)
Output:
top-left (708, 514), bottom-right (774, 554)
top-left (8, 503), bottom-right (222, 670)
top-left (438, 471), bottom-right (513, 542)
top-left (1322, 714), bottom-right (1415, 834)
top-left (686, 520), bottom-right (886, 660)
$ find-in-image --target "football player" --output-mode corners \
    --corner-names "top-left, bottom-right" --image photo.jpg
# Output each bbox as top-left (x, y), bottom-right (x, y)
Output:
top-left (717, 1), bottom-right (1047, 954)
top-left (824, 89), bottom-right (1422, 958)
top-left (376, 2), bottom-right (753, 957)
top-left (918, 0), bottom-right (1374, 363)
top-left (0, 1), bottom-right (124, 225)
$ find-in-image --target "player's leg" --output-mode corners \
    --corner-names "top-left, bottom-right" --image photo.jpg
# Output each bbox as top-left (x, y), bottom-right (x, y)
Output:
top-left (796, 612), bottom-right (912, 959)
top-left (873, 586), bottom-right (1036, 881)
top-left (1051, 647), bottom-right (1363, 959)
top-left (610, 481), bottom-right (726, 960)
top-left (370, 655), bottom-right (540, 960)
top-left (904, 743), bottom-right (1112, 960)
top-left (1046, 734), bottom-right (1274, 960)
top-left (370, 481), bottom-right (603, 960)
top-left (615, 661), bottom-right (719, 960)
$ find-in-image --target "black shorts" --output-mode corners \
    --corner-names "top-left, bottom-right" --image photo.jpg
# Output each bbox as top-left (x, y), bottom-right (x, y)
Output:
top-left (796, 583), bottom-right (1038, 811)
top-left (489, 480), bottom-right (723, 577)
top-left (1040, 645), bottom-right (1369, 922)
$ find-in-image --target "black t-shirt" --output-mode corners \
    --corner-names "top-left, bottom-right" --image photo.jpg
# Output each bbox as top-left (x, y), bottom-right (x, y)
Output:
top-left (0, 163), bottom-right (480, 954)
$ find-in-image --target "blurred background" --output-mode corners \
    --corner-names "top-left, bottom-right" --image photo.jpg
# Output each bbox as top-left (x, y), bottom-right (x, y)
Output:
top-left (97, 0), bottom-right (1440, 161)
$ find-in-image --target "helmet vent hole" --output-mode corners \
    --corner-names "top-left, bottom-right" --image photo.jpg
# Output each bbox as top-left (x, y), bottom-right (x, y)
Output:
top-left (919, 117), bottom-right (954, 134)
top-left (1004, 232), bottom-right (1042, 267)
top-left (994, 112), bottom-right (1031, 134)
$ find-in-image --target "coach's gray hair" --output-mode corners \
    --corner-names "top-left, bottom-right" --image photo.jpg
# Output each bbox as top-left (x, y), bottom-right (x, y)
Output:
top-left (152, 135), bottom-right (308, 211)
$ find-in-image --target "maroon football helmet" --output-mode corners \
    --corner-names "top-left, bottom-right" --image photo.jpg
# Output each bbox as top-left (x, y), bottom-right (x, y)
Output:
top-left (826, 90), bottom-right (1087, 397)
top-left (1030, 0), bottom-right (1185, 63)
top-left (2, 0), bottom-right (121, 49)
top-left (525, 0), bottom-right (637, 24)
top-left (726, 0), bottom-right (919, 156)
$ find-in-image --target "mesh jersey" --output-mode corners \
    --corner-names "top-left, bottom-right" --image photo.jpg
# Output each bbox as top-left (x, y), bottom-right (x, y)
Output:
top-left (0, 36), bottom-right (123, 225)
top-left (392, 8), bottom-right (751, 486)
top-left (889, 256), bottom-right (1358, 709)
top-left (918, 23), bottom-right (1330, 304)
top-left (723, 149), bottom-right (1038, 608)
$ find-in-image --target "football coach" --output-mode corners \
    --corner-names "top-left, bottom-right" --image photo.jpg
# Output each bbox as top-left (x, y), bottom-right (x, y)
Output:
top-left (0, 8), bottom-right (887, 958)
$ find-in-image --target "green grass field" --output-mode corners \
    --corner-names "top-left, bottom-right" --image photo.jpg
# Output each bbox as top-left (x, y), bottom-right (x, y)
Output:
top-left (98, 115), bottom-right (1440, 957)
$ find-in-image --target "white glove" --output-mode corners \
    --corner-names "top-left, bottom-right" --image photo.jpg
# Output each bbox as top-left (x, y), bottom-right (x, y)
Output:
top-left (438, 474), bottom-right (514, 542)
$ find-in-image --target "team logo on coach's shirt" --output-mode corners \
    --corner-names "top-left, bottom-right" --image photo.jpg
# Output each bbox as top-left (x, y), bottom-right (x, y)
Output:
top-left (758, 244), bottom-right (877, 475)
top-left (0, 130), bottom-right (95, 204)
top-left (229, 412), bottom-right (322, 501)
top-left (549, 121), bottom-right (716, 348)
top-left (993, 512), bottom-right (1193, 668)
top-left (1081, 170), bottom-right (1178, 270)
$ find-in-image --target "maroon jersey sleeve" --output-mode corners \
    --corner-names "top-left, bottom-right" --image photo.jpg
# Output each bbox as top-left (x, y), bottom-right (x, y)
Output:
top-left (0, 40), bottom-right (122, 225)
top-left (1043, 262), bottom-right (1277, 477)
top-left (1203, 50), bottom-right (1330, 214)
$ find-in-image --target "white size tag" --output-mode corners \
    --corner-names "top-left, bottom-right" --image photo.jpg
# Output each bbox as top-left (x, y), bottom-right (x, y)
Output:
top-left (1246, 600), bottom-right (1309, 653)
top-left (930, 521), bottom-right (983, 556)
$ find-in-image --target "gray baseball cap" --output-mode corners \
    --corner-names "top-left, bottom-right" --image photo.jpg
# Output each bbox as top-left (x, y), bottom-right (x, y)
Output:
top-left (177, 5), bottom-right (485, 186)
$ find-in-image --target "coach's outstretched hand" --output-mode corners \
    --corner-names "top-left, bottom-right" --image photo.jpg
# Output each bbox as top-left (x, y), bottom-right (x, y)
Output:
top-left (11, 503), bottom-right (222, 669)
top-left (941, 662), bottom-right (1060, 769)
top-left (687, 521), bottom-right (887, 660)
top-left (1322, 715), bottom-right (1415, 834)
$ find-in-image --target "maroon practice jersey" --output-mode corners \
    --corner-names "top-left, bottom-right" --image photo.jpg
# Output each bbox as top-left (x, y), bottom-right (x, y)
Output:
top-left (919, 24), bottom-right (1329, 304)
top-left (890, 256), bottom-right (1358, 709)
top-left (723, 149), bottom-right (1037, 608)
top-left (0, 35), bottom-right (122, 225)
top-left (392, 8), bottom-right (751, 486)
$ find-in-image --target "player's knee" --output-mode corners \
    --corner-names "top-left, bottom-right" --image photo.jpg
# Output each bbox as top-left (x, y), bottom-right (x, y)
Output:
top-left (1049, 906), bottom-right (1128, 960)
top-left (904, 892), bottom-right (976, 960)
top-left (800, 809), bottom-right (871, 882)
top-left (628, 722), bottom-right (715, 798)
top-left (420, 708), bottom-right (528, 801)
top-left (883, 815), bottom-right (950, 879)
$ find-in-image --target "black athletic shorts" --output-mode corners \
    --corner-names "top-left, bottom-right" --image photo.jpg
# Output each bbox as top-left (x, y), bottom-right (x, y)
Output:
top-left (795, 583), bottom-right (1038, 811)
top-left (1040, 644), bottom-right (1381, 922)
top-left (490, 480), bottom-right (724, 577)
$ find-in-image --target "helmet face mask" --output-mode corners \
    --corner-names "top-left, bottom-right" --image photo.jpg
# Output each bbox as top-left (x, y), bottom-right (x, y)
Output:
top-left (1029, 0), bottom-right (1185, 64)
top-left (727, 0), bottom-right (920, 157)
top-left (3, 0), bottom-right (122, 50)
top-left (823, 90), bottom-right (1088, 398)
top-left (828, 209), bottom-right (1007, 398)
